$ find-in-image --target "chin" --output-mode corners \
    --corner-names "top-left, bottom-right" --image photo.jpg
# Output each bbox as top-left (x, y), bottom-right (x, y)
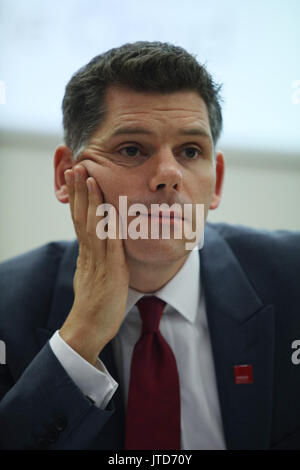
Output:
top-left (124, 237), bottom-right (190, 265)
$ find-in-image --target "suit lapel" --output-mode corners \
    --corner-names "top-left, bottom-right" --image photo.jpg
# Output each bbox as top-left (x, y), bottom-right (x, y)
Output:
top-left (201, 224), bottom-right (275, 450)
top-left (45, 240), bottom-right (78, 332)
top-left (35, 241), bottom-right (78, 350)
top-left (36, 241), bottom-right (78, 351)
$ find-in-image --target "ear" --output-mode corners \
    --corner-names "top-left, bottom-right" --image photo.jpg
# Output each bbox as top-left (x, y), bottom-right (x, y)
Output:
top-left (209, 151), bottom-right (225, 210)
top-left (54, 145), bottom-right (74, 203)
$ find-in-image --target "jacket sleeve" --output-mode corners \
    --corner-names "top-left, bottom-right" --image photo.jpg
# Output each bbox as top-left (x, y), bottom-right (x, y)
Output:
top-left (0, 241), bottom-right (117, 449)
top-left (0, 340), bottom-right (115, 449)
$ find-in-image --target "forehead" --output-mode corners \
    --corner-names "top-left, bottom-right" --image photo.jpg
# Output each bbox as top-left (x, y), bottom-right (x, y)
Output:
top-left (102, 85), bottom-right (211, 134)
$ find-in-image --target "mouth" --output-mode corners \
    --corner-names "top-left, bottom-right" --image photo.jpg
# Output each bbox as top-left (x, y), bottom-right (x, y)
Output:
top-left (147, 211), bottom-right (184, 221)
top-left (135, 211), bottom-right (184, 226)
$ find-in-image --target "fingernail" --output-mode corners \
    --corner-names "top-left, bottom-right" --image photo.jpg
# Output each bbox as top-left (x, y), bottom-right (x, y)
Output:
top-left (74, 166), bottom-right (84, 181)
top-left (65, 170), bottom-right (72, 185)
top-left (87, 178), bottom-right (93, 192)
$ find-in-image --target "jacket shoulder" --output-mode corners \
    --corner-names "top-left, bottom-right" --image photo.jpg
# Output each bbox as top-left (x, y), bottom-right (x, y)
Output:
top-left (210, 222), bottom-right (300, 260)
top-left (0, 241), bottom-right (70, 287)
top-left (0, 241), bottom-right (73, 329)
top-left (208, 222), bottom-right (300, 302)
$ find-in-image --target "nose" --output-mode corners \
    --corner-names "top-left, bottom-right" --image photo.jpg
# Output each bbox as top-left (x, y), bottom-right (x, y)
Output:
top-left (148, 149), bottom-right (182, 193)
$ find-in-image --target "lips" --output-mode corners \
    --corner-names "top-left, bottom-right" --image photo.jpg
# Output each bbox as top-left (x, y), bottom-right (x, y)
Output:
top-left (147, 210), bottom-right (184, 220)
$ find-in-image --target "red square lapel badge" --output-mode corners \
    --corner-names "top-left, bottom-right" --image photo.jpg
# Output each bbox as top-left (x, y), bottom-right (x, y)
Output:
top-left (234, 364), bottom-right (253, 384)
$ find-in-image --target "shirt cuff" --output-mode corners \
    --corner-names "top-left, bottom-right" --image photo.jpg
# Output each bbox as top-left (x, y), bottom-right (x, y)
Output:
top-left (49, 330), bottom-right (118, 409)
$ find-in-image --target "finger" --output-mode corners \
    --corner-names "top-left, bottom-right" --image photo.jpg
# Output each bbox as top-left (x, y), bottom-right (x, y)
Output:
top-left (86, 176), bottom-right (106, 262)
top-left (106, 204), bottom-right (128, 275)
top-left (64, 169), bottom-right (74, 220)
top-left (73, 165), bottom-right (89, 241)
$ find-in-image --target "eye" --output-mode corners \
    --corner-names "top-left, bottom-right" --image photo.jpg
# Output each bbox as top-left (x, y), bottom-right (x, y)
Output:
top-left (119, 145), bottom-right (142, 157)
top-left (181, 146), bottom-right (202, 159)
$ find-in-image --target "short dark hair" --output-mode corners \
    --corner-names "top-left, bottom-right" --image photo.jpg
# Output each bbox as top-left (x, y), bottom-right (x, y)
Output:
top-left (62, 41), bottom-right (223, 159)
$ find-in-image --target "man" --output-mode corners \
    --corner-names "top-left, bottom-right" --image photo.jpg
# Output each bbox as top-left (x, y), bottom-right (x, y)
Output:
top-left (0, 41), bottom-right (300, 450)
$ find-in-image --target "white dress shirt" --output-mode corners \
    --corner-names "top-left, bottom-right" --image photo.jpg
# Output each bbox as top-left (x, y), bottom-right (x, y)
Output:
top-left (49, 247), bottom-right (226, 449)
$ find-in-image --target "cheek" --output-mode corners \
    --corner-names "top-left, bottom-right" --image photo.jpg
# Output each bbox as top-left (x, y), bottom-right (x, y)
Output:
top-left (193, 167), bottom-right (216, 201)
top-left (79, 159), bottom-right (122, 202)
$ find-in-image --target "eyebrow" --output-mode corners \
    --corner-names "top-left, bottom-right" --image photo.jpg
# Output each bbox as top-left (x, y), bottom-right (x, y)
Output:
top-left (108, 126), bottom-right (211, 140)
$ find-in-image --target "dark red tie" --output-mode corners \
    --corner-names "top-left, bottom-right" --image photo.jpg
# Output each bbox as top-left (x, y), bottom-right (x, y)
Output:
top-left (125, 295), bottom-right (181, 450)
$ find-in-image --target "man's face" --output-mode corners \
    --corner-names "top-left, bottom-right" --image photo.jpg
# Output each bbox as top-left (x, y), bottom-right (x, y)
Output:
top-left (76, 86), bottom-right (224, 266)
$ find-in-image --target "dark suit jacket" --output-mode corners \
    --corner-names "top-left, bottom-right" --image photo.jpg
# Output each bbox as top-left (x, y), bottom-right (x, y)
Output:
top-left (0, 222), bottom-right (300, 450)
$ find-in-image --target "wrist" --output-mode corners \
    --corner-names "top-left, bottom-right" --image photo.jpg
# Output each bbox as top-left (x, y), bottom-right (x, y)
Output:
top-left (59, 323), bottom-right (110, 366)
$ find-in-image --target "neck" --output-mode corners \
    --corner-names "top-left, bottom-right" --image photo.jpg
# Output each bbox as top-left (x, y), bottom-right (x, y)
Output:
top-left (127, 254), bottom-right (189, 293)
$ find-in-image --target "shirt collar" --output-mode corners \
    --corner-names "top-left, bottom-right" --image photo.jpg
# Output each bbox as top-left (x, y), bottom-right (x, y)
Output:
top-left (124, 247), bottom-right (200, 324)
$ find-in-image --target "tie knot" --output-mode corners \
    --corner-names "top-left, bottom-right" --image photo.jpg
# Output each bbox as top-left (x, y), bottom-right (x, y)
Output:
top-left (136, 296), bottom-right (166, 333)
